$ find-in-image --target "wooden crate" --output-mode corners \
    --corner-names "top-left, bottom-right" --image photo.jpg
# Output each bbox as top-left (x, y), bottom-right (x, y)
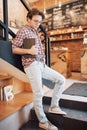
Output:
top-left (50, 50), bottom-right (72, 78)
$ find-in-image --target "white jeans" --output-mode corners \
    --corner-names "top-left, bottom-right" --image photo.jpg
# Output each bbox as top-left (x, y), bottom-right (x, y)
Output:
top-left (24, 61), bottom-right (65, 123)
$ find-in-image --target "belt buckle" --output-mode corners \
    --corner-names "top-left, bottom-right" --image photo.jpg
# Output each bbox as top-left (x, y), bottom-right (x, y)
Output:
top-left (36, 57), bottom-right (43, 62)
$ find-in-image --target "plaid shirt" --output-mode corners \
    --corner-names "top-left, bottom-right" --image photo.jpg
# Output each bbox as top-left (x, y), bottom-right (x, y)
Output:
top-left (12, 25), bottom-right (45, 67)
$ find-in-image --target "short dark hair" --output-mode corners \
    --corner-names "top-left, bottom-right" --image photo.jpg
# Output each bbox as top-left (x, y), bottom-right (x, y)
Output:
top-left (27, 8), bottom-right (45, 20)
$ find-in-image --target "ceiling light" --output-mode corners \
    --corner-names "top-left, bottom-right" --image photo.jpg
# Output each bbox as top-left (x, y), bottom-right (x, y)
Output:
top-left (43, 0), bottom-right (46, 14)
top-left (28, 0), bottom-right (39, 3)
top-left (59, 0), bottom-right (61, 8)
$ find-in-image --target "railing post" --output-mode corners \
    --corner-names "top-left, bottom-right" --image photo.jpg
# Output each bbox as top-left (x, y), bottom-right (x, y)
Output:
top-left (3, 0), bottom-right (8, 41)
top-left (45, 34), bottom-right (50, 67)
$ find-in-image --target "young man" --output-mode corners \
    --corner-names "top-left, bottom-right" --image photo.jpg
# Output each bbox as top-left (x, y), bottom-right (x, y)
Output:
top-left (12, 8), bottom-right (66, 130)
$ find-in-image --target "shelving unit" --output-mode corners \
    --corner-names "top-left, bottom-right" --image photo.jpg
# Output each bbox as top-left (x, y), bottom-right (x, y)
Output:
top-left (0, 92), bottom-right (33, 121)
top-left (48, 27), bottom-right (87, 43)
top-left (0, 59), bottom-right (33, 121)
top-left (0, 73), bottom-right (33, 121)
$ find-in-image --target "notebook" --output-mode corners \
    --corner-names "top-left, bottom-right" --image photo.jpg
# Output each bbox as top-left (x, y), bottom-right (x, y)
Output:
top-left (23, 38), bottom-right (36, 58)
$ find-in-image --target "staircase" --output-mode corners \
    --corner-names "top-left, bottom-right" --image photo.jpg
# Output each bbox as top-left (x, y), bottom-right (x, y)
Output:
top-left (19, 95), bottom-right (87, 130)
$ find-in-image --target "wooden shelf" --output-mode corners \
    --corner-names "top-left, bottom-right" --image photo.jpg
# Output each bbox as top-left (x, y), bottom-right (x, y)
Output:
top-left (0, 91), bottom-right (33, 121)
top-left (49, 30), bottom-right (84, 36)
top-left (48, 26), bottom-right (87, 43)
top-left (0, 75), bottom-right (12, 81)
top-left (50, 37), bottom-right (83, 42)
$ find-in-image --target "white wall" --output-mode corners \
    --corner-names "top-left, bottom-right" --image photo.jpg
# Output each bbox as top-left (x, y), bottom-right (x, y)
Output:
top-left (0, 0), bottom-right (28, 27)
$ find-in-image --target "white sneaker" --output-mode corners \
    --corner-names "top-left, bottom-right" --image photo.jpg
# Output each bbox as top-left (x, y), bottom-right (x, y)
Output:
top-left (49, 107), bottom-right (67, 115)
top-left (39, 121), bottom-right (58, 130)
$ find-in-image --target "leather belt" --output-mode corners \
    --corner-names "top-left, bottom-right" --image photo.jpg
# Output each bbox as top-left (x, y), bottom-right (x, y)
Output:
top-left (36, 57), bottom-right (44, 62)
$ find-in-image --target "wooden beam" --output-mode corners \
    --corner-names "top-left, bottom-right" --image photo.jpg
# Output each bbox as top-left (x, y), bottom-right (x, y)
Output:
top-left (0, 58), bottom-right (29, 83)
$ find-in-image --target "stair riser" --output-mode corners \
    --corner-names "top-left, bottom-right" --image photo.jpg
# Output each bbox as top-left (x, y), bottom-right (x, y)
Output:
top-left (47, 113), bottom-right (87, 130)
top-left (43, 96), bottom-right (87, 111)
top-left (19, 120), bottom-right (63, 130)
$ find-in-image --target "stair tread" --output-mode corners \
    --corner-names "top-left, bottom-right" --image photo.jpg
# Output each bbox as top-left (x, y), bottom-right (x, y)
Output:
top-left (62, 107), bottom-right (87, 122)
top-left (31, 104), bottom-right (87, 122)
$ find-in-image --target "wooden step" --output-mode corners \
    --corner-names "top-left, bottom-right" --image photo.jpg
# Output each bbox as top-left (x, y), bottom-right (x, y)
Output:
top-left (0, 92), bottom-right (33, 121)
top-left (0, 58), bottom-right (29, 83)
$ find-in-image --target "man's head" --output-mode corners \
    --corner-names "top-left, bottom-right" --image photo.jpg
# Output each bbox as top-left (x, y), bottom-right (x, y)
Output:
top-left (27, 8), bottom-right (45, 30)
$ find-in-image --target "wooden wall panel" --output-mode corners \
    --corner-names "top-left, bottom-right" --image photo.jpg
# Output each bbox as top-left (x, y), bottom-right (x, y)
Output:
top-left (30, 0), bottom-right (70, 11)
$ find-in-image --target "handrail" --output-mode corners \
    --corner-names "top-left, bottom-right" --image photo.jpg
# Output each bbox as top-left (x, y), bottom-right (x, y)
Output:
top-left (20, 0), bottom-right (30, 11)
top-left (3, 0), bottom-right (8, 41)
top-left (0, 20), bottom-right (16, 38)
top-left (0, 0), bottom-right (16, 39)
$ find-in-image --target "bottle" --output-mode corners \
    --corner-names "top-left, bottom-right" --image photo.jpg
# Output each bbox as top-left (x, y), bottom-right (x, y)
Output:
top-left (71, 33), bottom-right (74, 39)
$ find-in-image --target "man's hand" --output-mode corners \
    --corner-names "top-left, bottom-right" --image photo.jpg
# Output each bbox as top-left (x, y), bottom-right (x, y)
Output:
top-left (28, 45), bottom-right (38, 55)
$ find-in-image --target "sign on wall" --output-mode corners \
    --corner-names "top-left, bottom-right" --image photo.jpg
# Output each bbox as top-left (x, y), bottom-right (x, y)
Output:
top-left (43, 0), bottom-right (87, 30)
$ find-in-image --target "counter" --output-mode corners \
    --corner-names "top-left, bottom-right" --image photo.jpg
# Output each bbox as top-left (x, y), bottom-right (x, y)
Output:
top-left (50, 49), bottom-right (71, 78)
top-left (81, 48), bottom-right (87, 79)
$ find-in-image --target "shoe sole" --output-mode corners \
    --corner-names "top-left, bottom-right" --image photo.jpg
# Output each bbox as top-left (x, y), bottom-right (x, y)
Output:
top-left (48, 110), bottom-right (67, 115)
top-left (39, 123), bottom-right (58, 130)
top-left (39, 124), bottom-right (48, 130)
top-left (39, 126), bottom-right (48, 130)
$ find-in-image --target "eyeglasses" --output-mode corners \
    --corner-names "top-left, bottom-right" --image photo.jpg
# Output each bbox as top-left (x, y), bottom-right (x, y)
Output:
top-left (32, 19), bottom-right (42, 24)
